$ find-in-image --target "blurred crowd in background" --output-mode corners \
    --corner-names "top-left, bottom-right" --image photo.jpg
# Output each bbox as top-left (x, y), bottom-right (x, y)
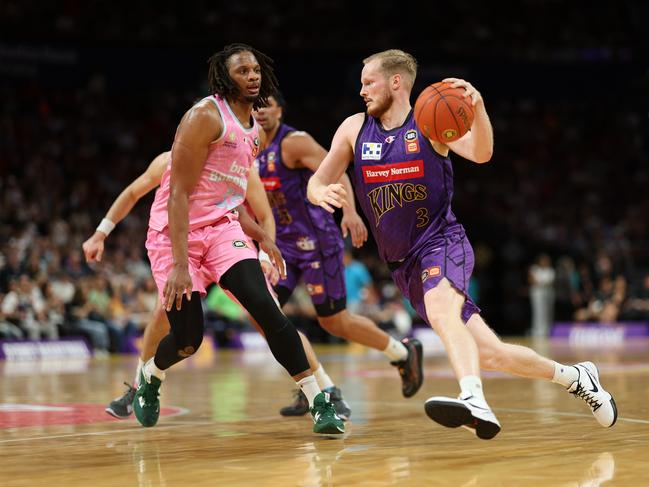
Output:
top-left (1, 1), bottom-right (647, 350)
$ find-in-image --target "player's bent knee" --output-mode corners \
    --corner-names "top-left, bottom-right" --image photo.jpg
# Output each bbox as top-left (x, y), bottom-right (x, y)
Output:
top-left (479, 345), bottom-right (506, 371)
top-left (318, 315), bottom-right (345, 337)
top-left (176, 335), bottom-right (203, 358)
top-left (426, 311), bottom-right (447, 333)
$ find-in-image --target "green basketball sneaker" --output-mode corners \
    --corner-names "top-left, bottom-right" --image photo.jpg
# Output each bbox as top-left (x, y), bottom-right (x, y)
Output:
top-left (310, 392), bottom-right (345, 436)
top-left (133, 368), bottom-right (162, 427)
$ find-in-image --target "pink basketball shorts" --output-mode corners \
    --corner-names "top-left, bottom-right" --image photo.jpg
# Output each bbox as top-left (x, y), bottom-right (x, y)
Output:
top-left (146, 214), bottom-right (259, 299)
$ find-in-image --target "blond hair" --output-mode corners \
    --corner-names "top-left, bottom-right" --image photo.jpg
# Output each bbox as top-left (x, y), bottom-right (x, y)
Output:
top-left (363, 49), bottom-right (418, 89)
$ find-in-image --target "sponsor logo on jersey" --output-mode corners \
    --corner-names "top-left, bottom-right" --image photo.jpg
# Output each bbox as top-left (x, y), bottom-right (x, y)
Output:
top-left (420, 266), bottom-right (441, 282)
top-left (224, 131), bottom-right (238, 149)
top-left (310, 261), bottom-right (321, 269)
top-left (297, 237), bottom-right (316, 251)
top-left (230, 160), bottom-right (248, 176)
top-left (261, 177), bottom-right (282, 191)
top-left (252, 136), bottom-right (260, 157)
top-left (405, 130), bottom-right (418, 141)
top-left (385, 135), bottom-right (396, 144)
top-left (404, 130), bottom-right (419, 153)
top-left (232, 240), bottom-right (249, 249)
top-left (306, 283), bottom-right (324, 296)
top-left (362, 160), bottom-right (424, 183)
top-left (267, 151), bottom-right (276, 172)
top-left (361, 142), bottom-right (382, 160)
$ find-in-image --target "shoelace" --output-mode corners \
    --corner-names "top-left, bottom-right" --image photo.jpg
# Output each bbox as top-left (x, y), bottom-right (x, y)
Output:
top-left (571, 383), bottom-right (602, 411)
top-left (141, 380), bottom-right (160, 407)
top-left (396, 363), bottom-right (408, 379)
top-left (324, 400), bottom-right (340, 418)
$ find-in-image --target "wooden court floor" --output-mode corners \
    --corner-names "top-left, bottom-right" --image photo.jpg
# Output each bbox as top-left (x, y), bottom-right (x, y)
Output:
top-left (1, 338), bottom-right (647, 486)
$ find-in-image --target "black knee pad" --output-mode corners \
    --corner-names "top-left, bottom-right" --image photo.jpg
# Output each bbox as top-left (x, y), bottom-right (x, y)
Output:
top-left (155, 303), bottom-right (204, 369)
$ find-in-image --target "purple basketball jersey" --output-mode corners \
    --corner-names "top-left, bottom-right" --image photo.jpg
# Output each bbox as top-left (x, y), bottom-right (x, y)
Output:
top-left (256, 123), bottom-right (343, 261)
top-left (351, 111), bottom-right (461, 263)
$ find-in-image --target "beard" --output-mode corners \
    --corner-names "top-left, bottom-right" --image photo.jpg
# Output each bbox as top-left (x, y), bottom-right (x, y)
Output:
top-left (366, 91), bottom-right (392, 118)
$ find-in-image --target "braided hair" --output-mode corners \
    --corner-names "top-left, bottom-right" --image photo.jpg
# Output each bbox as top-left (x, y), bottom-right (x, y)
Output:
top-left (207, 43), bottom-right (278, 110)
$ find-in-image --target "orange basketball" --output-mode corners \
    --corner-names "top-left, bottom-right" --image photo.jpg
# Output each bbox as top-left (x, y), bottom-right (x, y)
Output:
top-left (414, 82), bottom-right (474, 143)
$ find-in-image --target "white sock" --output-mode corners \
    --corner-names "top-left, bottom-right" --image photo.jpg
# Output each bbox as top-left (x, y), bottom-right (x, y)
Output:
top-left (552, 362), bottom-right (578, 387)
top-left (143, 357), bottom-right (166, 382)
top-left (459, 375), bottom-right (485, 401)
top-left (134, 358), bottom-right (144, 386)
top-left (383, 336), bottom-right (408, 362)
top-left (297, 375), bottom-right (321, 408)
top-left (313, 364), bottom-right (335, 390)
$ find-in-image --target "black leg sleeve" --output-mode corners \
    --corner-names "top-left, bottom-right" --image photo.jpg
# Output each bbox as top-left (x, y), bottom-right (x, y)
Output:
top-left (221, 259), bottom-right (310, 377)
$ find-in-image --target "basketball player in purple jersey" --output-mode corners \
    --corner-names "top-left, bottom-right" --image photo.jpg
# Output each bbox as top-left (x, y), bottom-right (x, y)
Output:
top-left (136, 44), bottom-right (343, 435)
top-left (253, 93), bottom-right (424, 417)
top-left (308, 49), bottom-right (617, 439)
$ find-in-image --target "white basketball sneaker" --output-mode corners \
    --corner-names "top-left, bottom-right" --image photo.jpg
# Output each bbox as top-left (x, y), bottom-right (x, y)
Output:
top-left (568, 362), bottom-right (618, 427)
top-left (424, 394), bottom-right (501, 440)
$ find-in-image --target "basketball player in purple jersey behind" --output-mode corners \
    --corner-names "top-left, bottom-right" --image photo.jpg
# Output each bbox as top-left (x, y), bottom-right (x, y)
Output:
top-left (136, 43), bottom-right (343, 435)
top-left (83, 150), bottom-right (351, 421)
top-left (253, 93), bottom-right (424, 417)
top-left (308, 49), bottom-right (617, 439)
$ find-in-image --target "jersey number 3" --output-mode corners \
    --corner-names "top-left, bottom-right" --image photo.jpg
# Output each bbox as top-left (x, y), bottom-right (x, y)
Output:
top-left (416, 208), bottom-right (429, 228)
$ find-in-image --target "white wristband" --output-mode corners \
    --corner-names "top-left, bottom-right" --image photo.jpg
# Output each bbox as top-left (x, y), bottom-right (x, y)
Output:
top-left (96, 218), bottom-right (115, 236)
top-left (258, 249), bottom-right (272, 265)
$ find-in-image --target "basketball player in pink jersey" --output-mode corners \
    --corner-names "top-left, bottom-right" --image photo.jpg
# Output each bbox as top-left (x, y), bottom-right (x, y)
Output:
top-left (133, 44), bottom-right (343, 434)
top-left (83, 151), bottom-right (352, 421)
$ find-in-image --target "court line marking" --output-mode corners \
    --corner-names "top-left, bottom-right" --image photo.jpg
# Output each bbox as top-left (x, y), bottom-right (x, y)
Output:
top-left (1, 404), bottom-right (646, 444)
top-left (0, 420), bottom-right (217, 444)
top-left (0, 412), bottom-right (288, 444)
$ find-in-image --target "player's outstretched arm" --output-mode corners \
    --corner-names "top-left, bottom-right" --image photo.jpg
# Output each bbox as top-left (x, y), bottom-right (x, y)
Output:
top-left (164, 102), bottom-right (221, 311)
top-left (442, 78), bottom-right (493, 164)
top-left (307, 113), bottom-right (364, 212)
top-left (82, 152), bottom-right (170, 263)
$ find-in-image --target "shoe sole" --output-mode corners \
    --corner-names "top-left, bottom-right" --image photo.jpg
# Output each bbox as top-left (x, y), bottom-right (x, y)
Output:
top-left (403, 340), bottom-right (424, 398)
top-left (134, 413), bottom-right (159, 428)
top-left (609, 397), bottom-right (618, 427)
top-left (279, 410), bottom-right (309, 417)
top-left (424, 400), bottom-right (501, 440)
top-left (313, 424), bottom-right (345, 436)
top-left (105, 406), bottom-right (132, 419)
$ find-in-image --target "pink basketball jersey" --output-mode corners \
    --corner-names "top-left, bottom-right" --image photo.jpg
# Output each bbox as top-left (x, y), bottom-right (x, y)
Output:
top-left (149, 95), bottom-right (260, 232)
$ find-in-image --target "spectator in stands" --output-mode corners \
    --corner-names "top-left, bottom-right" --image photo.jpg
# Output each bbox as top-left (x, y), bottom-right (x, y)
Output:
top-left (529, 254), bottom-right (555, 336)
top-left (620, 273), bottom-right (649, 321)
top-left (0, 294), bottom-right (24, 339)
top-left (574, 275), bottom-right (627, 324)
top-left (554, 256), bottom-right (581, 321)
top-left (1, 275), bottom-right (58, 340)
top-left (344, 248), bottom-right (373, 314)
